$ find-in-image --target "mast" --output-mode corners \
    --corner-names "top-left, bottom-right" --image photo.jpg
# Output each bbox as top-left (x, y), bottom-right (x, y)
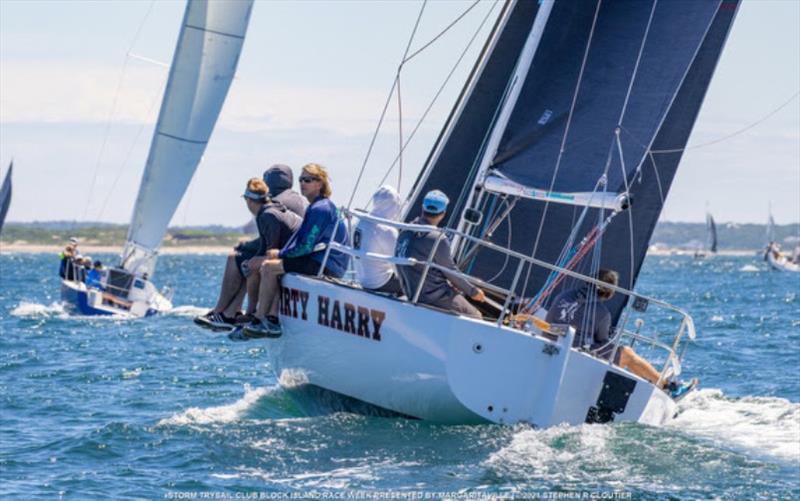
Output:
top-left (453, 0), bottom-right (555, 234)
top-left (121, 0), bottom-right (254, 276)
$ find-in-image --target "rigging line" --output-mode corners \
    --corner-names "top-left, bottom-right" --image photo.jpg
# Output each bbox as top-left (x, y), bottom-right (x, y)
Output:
top-left (617, 0), bottom-right (658, 126)
top-left (397, 75), bottom-right (404, 191)
top-left (403, 0), bottom-right (483, 64)
top-left (372, 0), bottom-right (500, 194)
top-left (615, 129), bottom-right (636, 289)
top-left (648, 151), bottom-right (665, 204)
top-left (347, 0), bottom-right (428, 209)
top-left (520, 0), bottom-right (604, 298)
top-left (81, 0), bottom-right (156, 222)
top-left (651, 91), bottom-right (800, 154)
top-left (94, 91), bottom-right (162, 221)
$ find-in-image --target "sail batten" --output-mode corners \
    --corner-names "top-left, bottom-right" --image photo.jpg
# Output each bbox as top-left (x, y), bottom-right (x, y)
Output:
top-left (122, 0), bottom-right (254, 276)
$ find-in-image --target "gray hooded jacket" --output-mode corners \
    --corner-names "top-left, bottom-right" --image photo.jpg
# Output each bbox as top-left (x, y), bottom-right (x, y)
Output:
top-left (263, 164), bottom-right (308, 218)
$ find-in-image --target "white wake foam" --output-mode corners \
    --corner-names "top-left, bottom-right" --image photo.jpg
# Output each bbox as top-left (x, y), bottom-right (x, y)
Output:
top-left (739, 264), bottom-right (761, 272)
top-left (10, 301), bottom-right (66, 318)
top-left (670, 388), bottom-right (800, 463)
top-left (485, 424), bottom-right (628, 484)
top-left (167, 305), bottom-right (208, 317)
top-left (158, 384), bottom-right (273, 426)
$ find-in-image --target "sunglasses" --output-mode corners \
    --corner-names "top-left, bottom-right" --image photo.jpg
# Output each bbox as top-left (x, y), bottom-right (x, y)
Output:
top-left (299, 176), bottom-right (320, 184)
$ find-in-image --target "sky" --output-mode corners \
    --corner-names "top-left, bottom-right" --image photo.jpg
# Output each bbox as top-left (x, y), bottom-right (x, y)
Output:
top-left (0, 0), bottom-right (798, 227)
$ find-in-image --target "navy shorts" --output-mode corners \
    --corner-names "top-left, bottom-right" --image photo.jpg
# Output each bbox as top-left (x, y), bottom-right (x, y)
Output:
top-left (283, 255), bottom-right (323, 276)
top-left (235, 250), bottom-right (257, 277)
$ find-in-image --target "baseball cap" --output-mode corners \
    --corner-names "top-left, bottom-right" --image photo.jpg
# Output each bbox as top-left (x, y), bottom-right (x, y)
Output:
top-left (422, 190), bottom-right (449, 215)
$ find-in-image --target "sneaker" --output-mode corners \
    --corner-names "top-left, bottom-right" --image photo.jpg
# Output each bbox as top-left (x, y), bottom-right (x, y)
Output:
top-left (668, 378), bottom-right (699, 401)
top-left (242, 318), bottom-right (282, 339)
top-left (227, 327), bottom-right (249, 342)
top-left (233, 312), bottom-right (256, 326)
top-left (194, 311), bottom-right (236, 332)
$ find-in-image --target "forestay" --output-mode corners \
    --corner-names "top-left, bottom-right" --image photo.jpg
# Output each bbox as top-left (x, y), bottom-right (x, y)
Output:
top-left (122, 0), bottom-right (254, 275)
top-left (407, 0), bottom-right (739, 324)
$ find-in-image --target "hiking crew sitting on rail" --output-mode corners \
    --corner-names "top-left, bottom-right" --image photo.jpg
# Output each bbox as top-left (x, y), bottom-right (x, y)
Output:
top-left (544, 269), bottom-right (694, 397)
top-left (395, 190), bottom-right (485, 319)
top-left (354, 185), bottom-right (404, 295)
top-left (263, 164), bottom-right (308, 219)
top-left (242, 163), bottom-right (350, 338)
top-left (59, 243), bottom-right (78, 280)
top-left (85, 261), bottom-right (105, 290)
top-left (195, 177), bottom-right (301, 331)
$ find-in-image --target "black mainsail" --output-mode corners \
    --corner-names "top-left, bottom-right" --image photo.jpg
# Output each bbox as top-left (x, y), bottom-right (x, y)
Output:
top-left (406, 0), bottom-right (739, 323)
top-left (0, 161), bottom-right (12, 235)
top-left (707, 213), bottom-right (718, 254)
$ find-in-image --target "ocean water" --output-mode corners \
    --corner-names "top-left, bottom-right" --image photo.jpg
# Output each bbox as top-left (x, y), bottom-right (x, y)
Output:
top-left (1, 253), bottom-right (798, 499)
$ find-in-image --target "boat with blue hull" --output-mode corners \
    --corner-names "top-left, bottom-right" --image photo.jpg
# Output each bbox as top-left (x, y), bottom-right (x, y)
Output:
top-left (60, 0), bottom-right (253, 317)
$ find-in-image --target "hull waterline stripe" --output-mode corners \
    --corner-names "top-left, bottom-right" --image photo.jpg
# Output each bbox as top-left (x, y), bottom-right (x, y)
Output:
top-left (184, 24), bottom-right (245, 40)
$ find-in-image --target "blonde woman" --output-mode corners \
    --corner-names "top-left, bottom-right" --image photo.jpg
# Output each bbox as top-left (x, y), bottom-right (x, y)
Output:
top-left (243, 163), bottom-right (349, 337)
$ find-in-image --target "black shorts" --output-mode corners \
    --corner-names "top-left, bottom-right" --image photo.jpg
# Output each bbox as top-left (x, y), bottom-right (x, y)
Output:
top-left (235, 249), bottom-right (257, 277)
top-left (283, 255), bottom-right (324, 276)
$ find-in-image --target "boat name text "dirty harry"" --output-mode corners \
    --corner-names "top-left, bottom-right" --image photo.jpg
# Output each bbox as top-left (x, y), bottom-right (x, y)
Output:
top-left (280, 286), bottom-right (385, 341)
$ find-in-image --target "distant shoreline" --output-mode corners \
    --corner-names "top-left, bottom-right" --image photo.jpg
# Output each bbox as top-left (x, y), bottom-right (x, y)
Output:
top-left (0, 244), bottom-right (231, 255)
top-left (0, 243), bottom-right (759, 257)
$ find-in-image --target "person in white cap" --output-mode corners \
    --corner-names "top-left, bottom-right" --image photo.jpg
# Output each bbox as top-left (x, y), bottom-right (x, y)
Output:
top-left (395, 190), bottom-right (485, 318)
top-left (353, 185), bottom-right (404, 295)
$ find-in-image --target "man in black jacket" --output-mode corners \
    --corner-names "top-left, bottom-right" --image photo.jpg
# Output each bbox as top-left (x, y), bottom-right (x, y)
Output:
top-left (195, 178), bottom-right (300, 331)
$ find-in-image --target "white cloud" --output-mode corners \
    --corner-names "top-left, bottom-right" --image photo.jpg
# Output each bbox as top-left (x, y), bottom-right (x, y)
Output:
top-left (0, 59), bottom-right (445, 138)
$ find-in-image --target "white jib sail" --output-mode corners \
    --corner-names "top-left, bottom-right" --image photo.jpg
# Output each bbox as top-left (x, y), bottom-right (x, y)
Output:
top-left (122, 0), bottom-right (254, 276)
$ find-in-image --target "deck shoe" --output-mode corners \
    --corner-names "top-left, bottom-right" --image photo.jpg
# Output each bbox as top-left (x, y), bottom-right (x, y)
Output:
top-left (668, 378), bottom-right (699, 400)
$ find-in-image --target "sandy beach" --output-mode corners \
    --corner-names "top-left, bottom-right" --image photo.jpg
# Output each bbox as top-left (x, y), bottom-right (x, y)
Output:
top-left (0, 243), bottom-right (231, 255)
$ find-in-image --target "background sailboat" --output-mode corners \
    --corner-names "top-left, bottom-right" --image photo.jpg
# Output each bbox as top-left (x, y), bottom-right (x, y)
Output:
top-left (695, 212), bottom-right (718, 258)
top-left (0, 161), bottom-right (12, 235)
top-left (60, 0), bottom-right (254, 316)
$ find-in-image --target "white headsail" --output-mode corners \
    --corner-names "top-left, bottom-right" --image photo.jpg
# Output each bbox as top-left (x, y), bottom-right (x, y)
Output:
top-left (121, 0), bottom-right (254, 275)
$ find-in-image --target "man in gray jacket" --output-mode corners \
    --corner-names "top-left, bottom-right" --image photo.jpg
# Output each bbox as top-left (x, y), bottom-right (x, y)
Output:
top-left (395, 190), bottom-right (485, 319)
top-left (263, 164), bottom-right (308, 218)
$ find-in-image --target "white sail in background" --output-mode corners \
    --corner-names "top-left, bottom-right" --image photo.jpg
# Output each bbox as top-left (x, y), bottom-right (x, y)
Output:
top-left (122, 0), bottom-right (254, 275)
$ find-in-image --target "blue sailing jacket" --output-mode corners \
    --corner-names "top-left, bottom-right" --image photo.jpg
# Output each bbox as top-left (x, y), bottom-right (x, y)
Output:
top-left (279, 196), bottom-right (349, 277)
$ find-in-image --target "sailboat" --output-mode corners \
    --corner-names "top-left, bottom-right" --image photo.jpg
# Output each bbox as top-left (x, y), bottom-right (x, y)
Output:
top-left (694, 212), bottom-right (718, 258)
top-left (265, 0), bottom-right (740, 426)
top-left (60, 0), bottom-right (255, 316)
top-left (764, 212), bottom-right (800, 272)
top-left (0, 161), bottom-right (11, 235)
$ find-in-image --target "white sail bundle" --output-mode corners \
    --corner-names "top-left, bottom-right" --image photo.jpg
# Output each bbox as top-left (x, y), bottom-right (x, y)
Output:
top-left (122, 0), bottom-right (254, 275)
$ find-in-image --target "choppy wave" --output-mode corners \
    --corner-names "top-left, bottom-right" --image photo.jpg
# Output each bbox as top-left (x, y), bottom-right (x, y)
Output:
top-left (671, 388), bottom-right (800, 463)
top-left (157, 384), bottom-right (274, 427)
top-left (10, 301), bottom-right (67, 318)
top-left (167, 305), bottom-right (207, 317)
top-left (739, 264), bottom-right (761, 272)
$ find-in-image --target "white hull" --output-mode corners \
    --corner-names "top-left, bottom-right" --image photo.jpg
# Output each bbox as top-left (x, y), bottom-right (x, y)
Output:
top-left (767, 250), bottom-right (800, 273)
top-left (269, 274), bottom-right (676, 427)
